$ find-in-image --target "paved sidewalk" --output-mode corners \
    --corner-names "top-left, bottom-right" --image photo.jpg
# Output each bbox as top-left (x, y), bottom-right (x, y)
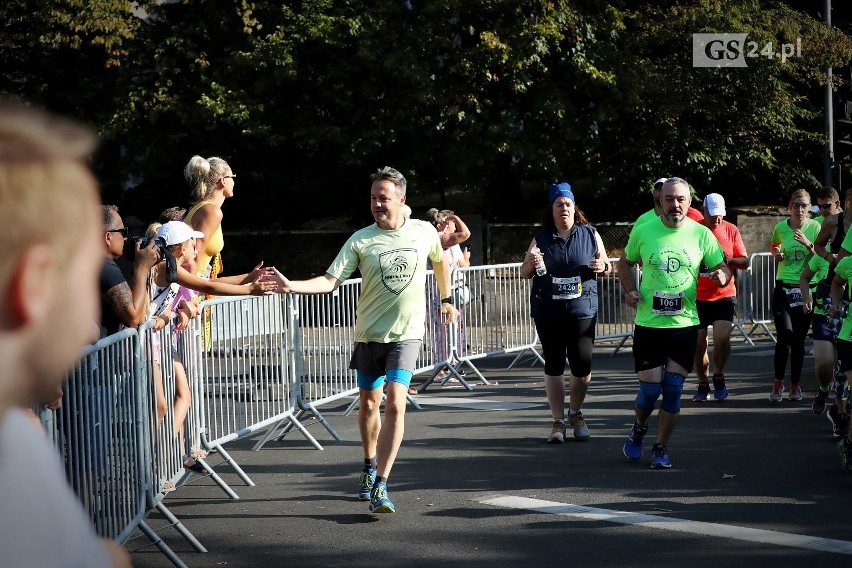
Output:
top-left (129, 342), bottom-right (852, 567)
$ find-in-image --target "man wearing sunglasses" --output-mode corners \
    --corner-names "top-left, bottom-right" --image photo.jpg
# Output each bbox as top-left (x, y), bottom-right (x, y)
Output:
top-left (100, 205), bottom-right (160, 337)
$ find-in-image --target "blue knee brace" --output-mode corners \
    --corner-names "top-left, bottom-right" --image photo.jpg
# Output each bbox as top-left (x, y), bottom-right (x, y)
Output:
top-left (660, 371), bottom-right (686, 413)
top-left (635, 381), bottom-right (661, 411)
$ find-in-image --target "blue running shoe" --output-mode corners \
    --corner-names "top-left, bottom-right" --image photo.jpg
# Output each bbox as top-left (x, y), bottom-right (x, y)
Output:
top-left (650, 443), bottom-right (672, 469)
top-left (692, 383), bottom-right (710, 402)
top-left (369, 482), bottom-right (395, 513)
top-left (712, 374), bottom-right (728, 401)
top-left (623, 423), bottom-right (648, 462)
top-left (358, 469), bottom-right (376, 501)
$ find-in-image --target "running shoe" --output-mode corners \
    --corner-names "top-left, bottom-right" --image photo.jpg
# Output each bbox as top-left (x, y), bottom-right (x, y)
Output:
top-left (692, 382), bottom-right (710, 402)
top-left (827, 404), bottom-right (850, 439)
top-left (788, 384), bottom-right (803, 402)
top-left (838, 438), bottom-right (852, 474)
top-left (547, 420), bottom-right (566, 444)
top-left (369, 482), bottom-right (395, 513)
top-left (769, 380), bottom-right (785, 402)
top-left (828, 403), bottom-right (841, 437)
top-left (812, 390), bottom-right (829, 415)
top-left (838, 414), bottom-right (851, 440)
top-left (623, 423), bottom-right (648, 462)
top-left (712, 374), bottom-right (729, 401)
top-left (358, 468), bottom-right (376, 501)
top-left (650, 443), bottom-right (672, 469)
top-left (569, 411), bottom-right (591, 440)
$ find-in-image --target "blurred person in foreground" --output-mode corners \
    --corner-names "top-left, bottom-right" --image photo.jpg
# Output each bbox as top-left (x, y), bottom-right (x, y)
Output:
top-left (0, 100), bottom-right (130, 566)
top-left (264, 166), bottom-right (458, 514)
top-left (692, 193), bottom-right (748, 402)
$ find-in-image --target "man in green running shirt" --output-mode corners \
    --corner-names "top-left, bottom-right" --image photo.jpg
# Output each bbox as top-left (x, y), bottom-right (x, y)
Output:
top-left (265, 167), bottom-right (458, 513)
top-left (618, 177), bottom-right (730, 469)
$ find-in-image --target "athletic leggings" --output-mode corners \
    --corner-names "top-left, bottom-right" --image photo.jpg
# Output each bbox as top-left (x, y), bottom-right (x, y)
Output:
top-left (772, 283), bottom-right (812, 384)
top-left (535, 316), bottom-right (596, 377)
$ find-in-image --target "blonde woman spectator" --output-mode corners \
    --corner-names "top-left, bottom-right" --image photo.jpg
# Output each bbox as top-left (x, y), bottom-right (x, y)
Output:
top-left (183, 155), bottom-right (235, 279)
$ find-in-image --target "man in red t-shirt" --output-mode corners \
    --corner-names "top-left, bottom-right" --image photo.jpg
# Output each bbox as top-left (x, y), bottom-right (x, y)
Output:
top-left (693, 193), bottom-right (749, 401)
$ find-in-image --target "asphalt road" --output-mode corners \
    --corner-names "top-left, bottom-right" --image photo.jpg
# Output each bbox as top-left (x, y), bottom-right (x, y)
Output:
top-left (129, 340), bottom-right (852, 567)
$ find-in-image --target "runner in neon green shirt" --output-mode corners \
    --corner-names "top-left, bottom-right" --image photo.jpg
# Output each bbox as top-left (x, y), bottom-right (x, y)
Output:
top-left (617, 177), bottom-right (731, 470)
top-left (828, 255), bottom-right (852, 470)
top-left (768, 190), bottom-right (821, 403)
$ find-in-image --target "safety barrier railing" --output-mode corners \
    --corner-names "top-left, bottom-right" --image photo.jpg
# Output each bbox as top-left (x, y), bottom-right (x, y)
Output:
top-left (45, 325), bottom-right (205, 568)
top-left (252, 281), bottom-right (360, 448)
top-left (595, 259), bottom-right (637, 354)
top-left (422, 263), bottom-right (543, 387)
top-left (41, 256), bottom-right (783, 568)
top-left (745, 251), bottom-right (778, 342)
top-left (191, 294), bottom-right (316, 477)
top-left (52, 329), bottom-right (146, 543)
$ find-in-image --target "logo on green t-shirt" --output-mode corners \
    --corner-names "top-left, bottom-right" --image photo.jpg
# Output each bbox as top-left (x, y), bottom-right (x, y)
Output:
top-left (649, 246), bottom-right (695, 289)
top-left (379, 248), bottom-right (418, 295)
top-left (788, 249), bottom-right (807, 263)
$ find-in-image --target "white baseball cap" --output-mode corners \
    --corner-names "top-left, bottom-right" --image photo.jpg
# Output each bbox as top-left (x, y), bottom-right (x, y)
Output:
top-left (703, 193), bottom-right (726, 216)
top-left (156, 221), bottom-right (204, 246)
top-left (653, 177), bottom-right (668, 188)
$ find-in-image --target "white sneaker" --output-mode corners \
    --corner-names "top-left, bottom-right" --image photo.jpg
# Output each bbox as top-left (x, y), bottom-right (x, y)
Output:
top-left (547, 421), bottom-right (566, 443)
top-left (569, 411), bottom-right (591, 440)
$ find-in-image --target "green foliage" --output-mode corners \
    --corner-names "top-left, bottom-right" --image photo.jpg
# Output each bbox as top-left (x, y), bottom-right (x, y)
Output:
top-left (2, 0), bottom-right (851, 226)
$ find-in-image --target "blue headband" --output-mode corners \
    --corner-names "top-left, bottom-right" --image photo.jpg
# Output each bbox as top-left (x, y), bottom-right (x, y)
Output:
top-left (549, 182), bottom-right (574, 205)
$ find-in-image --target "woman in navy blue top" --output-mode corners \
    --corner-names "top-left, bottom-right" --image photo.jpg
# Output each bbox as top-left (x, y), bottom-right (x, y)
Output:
top-left (521, 182), bottom-right (611, 443)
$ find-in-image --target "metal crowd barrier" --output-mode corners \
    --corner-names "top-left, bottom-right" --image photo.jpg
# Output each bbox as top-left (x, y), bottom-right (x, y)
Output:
top-left (252, 282), bottom-right (360, 449)
top-left (41, 256), bottom-right (783, 568)
top-left (192, 294), bottom-right (317, 473)
top-left (46, 324), bottom-right (206, 568)
top-left (745, 251), bottom-right (778, 342)
top-left (421, 263), bottom-right (543, 388)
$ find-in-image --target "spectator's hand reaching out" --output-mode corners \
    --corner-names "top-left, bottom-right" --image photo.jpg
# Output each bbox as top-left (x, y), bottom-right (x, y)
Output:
top-left (262, 267), bottom-right (291, 293)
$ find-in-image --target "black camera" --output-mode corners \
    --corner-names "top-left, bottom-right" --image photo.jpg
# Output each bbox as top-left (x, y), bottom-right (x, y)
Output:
top-left (123, 236), bottom-right (178, 284)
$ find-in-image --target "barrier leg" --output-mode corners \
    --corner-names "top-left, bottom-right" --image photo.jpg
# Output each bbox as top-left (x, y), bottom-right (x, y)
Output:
top-left (155, 502), bottom-right (207, 553)
top-left (185, 457), bottom-right (241, 500)
top-left (273, 408), bottom-right (308, 441)
top-left (251, 417), bottom-right (289, 451)
top-left (212, 444), bottom-right (256, 487)
top-left (459, 359), bottom-right (488, 384)
top-left (732, 322), bottom-right (755, 346)
top-left (416, 368), bottom-right (443, 392)
top-left (280, 414), bottom-right (324, 450)
top-left (136, 520), bottom-right (189, 568)
top-left (507, 346), bottom-right (545, 370)
top-left (342, 397), bottom-right (359, 417)
top-left (610, 334), bottom-right (631, 356)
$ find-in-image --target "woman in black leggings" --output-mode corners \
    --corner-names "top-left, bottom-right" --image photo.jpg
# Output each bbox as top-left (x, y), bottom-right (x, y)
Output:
top-left (769, 189), bottom-right (821, 402)
top-left (522, 182), bottom-right (610, 442)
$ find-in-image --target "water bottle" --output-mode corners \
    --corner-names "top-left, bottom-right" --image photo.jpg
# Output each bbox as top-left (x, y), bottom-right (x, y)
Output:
top-left (530, 246), bottom-right (547, 276)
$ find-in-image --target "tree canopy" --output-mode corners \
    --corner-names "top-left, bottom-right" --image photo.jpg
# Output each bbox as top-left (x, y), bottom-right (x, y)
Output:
top-left (2, 0), bottom-right (851, 226)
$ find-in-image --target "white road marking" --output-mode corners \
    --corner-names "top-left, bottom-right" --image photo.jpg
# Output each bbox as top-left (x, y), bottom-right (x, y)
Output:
top-left (478, 495), bottom-right (852, 555)
top-left (414, 396), bottom-right (543, 411)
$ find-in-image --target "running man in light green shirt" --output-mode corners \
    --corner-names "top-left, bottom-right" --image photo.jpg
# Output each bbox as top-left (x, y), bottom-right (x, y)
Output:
top-left (265, 167), bottom-right (458, 514)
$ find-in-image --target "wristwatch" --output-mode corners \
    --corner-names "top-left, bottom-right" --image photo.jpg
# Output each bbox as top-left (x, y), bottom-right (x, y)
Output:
top-left (441, 296), bottom-right (454, 305)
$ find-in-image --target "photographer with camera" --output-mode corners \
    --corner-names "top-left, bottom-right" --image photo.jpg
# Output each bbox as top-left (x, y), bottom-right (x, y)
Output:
top-left (101, 205), bottom-right (161, 338)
